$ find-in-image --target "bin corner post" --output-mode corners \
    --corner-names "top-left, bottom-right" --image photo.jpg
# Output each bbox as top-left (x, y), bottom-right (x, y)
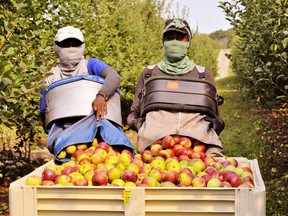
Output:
top-left (235, 188), bottom-right (252, 216)
top-left (9, 185), bottom-right (24, 216)
top-left (23, 187), bottom-right (37, 216)
top-left (124, 187), bottom-right (145, 216)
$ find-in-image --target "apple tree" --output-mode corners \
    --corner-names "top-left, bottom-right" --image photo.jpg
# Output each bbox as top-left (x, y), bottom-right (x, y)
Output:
top-left (219, 0), bottom-right (288, 105)
top-left (0, 0), bottom-right (55, 158)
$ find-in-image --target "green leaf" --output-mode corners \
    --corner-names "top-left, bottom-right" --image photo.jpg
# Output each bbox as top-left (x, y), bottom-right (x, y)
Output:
top-left (2, 78), bottom-right (12, 86)
top-left (0, 35), bottom-right (5, 47)
top-left (6, 47), bottom-right (16, 56)
top-left (282, 37), bottom-right (288, 49)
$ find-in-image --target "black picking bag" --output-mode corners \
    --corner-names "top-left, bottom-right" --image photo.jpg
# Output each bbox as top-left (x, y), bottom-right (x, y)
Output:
top-left (140, 76), bottom-right (218, 118)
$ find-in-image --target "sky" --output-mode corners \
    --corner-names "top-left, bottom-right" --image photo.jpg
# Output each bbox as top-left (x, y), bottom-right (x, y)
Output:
top-left (170, 0), bottom-right (232, 34)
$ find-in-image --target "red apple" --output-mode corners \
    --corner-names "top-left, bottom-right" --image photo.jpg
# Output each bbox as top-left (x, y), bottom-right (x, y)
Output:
top-left (97, 142), bottom-right (110, 152)
top-left (72, 149), bottom-right (85, 160)
top-left (204, 157), bottom-right (215, 165)
top-left (42, 169), bottom-right (56, 181)
top-left (178, 154), bottom-right (190, 161)
top-left (193, 144), bottom-right (206, 153)
top-left (141, 149), bottom-right (153, 163)
top-left (55, 174), bottom-right (72, 185)
top-left (166, 148), bottom-right (175, 158)
top-left (121, 170), bottom-right (138, 183)
top-left (121, 149), bottom-right (133, 157)
top-left (222, 170), bottom-right (236, 181)
top-left (161, 135), bottom-right (176, 149)
top-left (150, 144), bottom-right (163, 156)
top-left (139, 163), bottom-right (152, 174)
top-left (76, 152), bottom-right (90, 163)
top-left (41, 180), bottom-right (55, 186)
top-left (179, 136), bottom-right (192, 148)
top-left (187, 148), bottom-right (194, 158)
top-left (204, 166), bottom-right (217, 176)
top-left (131, 157), bottom-right (144, 168)
top-left (157, 149), bottom-right (171, 159)
top-left (211, 171), bottom-right (224, 181)
top-left (85, 147), bottom-right (95, 156)
top-left (211, 162), bottom-right (224, 171)
top-left (172, 144), bottom-right (184, 156)
top-left (79, 157), bottom-right (92, 165)
top-left (141, 176), bottom-right (159, 187)
top-left (92, 171), bottom-right (108, 186)
top-left (226, 157), bottom-right (238, 167)
top-left (191, 151), bottom-right (206, 160)
top-left (179, 167), bottom-right (194, 177)
top-left (177, 147), bottom-right (190, 157)
top-left (91, 148), bottom-right (108, 164)
top-left (173, 135), bottom-right (181, 144)
top-left (221, 160), bottom-right (232, 168)
top-left (191, 176), bottom-right (206, 187)
top-left (241, 175), bottom-right (254, 185)
top-left (163, 170), bottom-right (179, 184)
top-left (242, 166), bottom-right (253, 174)
top-left (61, 166), bottom-right (77, 175)
top-left (198, 172), bottom-right (211, 183)
top-left (148, 168), bottom-right (162, 182)
top-left (153, 139), bottom-right (162, 145)
top-left (74, 178), bottom-right (89, 186)
top-left (227, 174), bottom-right (242, 187)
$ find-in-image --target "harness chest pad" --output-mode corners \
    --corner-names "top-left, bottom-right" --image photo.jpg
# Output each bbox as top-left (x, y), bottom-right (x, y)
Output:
top-left (140, 76), bottom-right (218, 118)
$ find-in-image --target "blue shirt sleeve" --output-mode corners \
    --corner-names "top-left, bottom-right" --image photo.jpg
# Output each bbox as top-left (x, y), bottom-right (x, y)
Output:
top-left (40, 89), bottom-right (46, 114)
top-left (87, 58), bottom-right (109, 76)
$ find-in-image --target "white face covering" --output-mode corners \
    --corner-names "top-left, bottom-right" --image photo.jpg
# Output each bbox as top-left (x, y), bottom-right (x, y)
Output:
top-left (54, 44), bottom-right (85, 71)
top-left (46, 44), bottom-right (87, 85)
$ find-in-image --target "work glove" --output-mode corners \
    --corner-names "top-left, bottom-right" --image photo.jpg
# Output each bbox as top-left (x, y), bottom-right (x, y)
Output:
top-left (92, 94), bottom-right (107, 121)
top-left (204, 116), bottom-right (225, 135)
top-left (132, 117), bottom-right (145, 132)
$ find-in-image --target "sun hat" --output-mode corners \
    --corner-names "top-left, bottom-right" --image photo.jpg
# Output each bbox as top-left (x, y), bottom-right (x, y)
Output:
top-left (162, 18), bottom-right (192, 46)
top-left (163, 18), bottom-right (192, 35)
top-left (54, 26), bottom-right (84, 43)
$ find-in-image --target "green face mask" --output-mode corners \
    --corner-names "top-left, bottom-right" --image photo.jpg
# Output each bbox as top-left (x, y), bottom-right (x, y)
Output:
top-left (164, 40), bottom-right (189, 63)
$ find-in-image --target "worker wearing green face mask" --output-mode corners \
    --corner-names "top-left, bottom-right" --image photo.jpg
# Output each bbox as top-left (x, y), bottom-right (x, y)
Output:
top-left (158, 18), bottom-right (195, 73)
top-left (128, 18), bottom-right (225, 155)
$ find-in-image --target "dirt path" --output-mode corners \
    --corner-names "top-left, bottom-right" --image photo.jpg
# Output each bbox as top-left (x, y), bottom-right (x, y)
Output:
top-left (216, 49), bottom-right (231, 80)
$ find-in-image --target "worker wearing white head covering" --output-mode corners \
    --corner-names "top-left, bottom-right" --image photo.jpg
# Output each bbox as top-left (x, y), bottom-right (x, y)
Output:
top-left (46, 26), bottom-right (87, 84)
top-left (42, 26), bottom-right (121, 121)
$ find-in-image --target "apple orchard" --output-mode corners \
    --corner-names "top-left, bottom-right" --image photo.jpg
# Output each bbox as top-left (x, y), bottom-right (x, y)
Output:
top-left (26, 135), bottom-right (255, 188)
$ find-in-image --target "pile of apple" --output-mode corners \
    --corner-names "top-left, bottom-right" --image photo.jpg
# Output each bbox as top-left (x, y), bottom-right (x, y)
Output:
top-left (26, 135), bottom-right (255, 188)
